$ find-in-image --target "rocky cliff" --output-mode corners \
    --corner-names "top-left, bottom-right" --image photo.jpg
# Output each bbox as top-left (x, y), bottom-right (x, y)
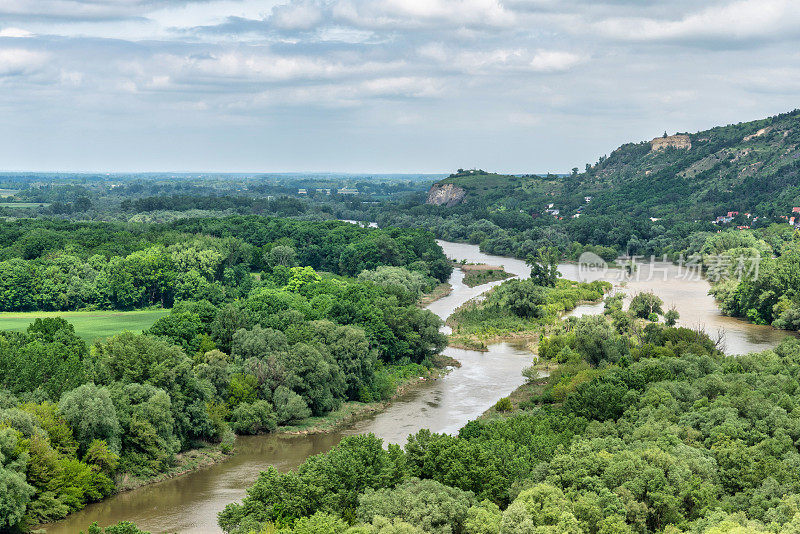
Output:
top-left (650, 134), bottom-right (691, 151)
top-left (426, 183), bottom-right (467, 207)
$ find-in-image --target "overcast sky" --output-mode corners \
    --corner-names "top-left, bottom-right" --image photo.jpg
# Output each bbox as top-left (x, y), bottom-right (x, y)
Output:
top-left (0, 0), bottom-right (798, 173)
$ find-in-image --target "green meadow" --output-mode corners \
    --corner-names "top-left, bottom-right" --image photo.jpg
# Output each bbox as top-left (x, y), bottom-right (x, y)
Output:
top-left (0, 309), bottom-right (170, 341)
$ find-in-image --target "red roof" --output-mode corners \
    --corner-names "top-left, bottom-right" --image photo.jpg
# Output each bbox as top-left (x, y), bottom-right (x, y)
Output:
top-left (793, 207), bottom-right (800, 213)
top-left (727, 211), bottom-right (739, 218)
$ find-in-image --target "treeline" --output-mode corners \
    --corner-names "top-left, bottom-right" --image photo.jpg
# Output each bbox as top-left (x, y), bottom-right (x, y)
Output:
top-left (0, 259), bottom-right (447, 529)
top-left (0, 217), bottom-right (451, 311)
top-left (120, 195), bottom-right (307, 216)
top-left (216, 305), bottom-right (800, 534)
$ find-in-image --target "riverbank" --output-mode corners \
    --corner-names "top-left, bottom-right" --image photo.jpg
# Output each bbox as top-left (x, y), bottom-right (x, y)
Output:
top-left (418, 281), bottom-right (453, 307)
top-left (38, 360), bottom-right (457, 532)
top-left (276, 361), bottom-right (455, 436)
top-left (116, 445), bottom-right (228, 492)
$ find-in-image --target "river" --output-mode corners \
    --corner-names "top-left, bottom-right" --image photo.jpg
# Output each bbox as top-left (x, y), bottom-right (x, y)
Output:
top-left (44, 241), bottom-right (789, 533)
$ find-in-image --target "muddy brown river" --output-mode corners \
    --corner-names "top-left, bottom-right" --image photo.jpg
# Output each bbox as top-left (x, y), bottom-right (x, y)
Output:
top-left (44, 241), bottom-right (789, 533)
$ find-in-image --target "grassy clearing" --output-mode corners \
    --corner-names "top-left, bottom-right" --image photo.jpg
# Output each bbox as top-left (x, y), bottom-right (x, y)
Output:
top-left (0, 309), bottom-right (170, 341)
top-left (459, 263), bottom-right (513, 287)
top-left (0, 189), bottom-right (19, 197)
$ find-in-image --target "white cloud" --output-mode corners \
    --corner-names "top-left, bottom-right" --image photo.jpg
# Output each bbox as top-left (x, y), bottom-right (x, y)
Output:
top-left (418, 44), bottom-right (583, 74)
top-left (332, 0), bottom-right (515, 29)
top-left (0, 48), bottom-right (48, 76)
top-left (0, 27), bottom-right (33, 38)
top-left (271, 0), bottom-right (324, 30)
top-left (529, 50), bottom-right (583, 72)
top-left (594, 0), bottom-right (798, 42)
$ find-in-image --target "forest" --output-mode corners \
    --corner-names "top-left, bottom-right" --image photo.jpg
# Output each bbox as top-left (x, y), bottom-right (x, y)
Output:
top-left (215, 293), bottom-right (800, 534)
top-left (0, 218), bottom-right (450, 531)
top-left (0, 217), bottom-right (451, 311)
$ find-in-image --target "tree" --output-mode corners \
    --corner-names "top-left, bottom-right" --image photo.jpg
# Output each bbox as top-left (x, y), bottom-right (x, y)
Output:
top-left (273, 385), bottom-right (311, 424)
top-left (664, 307), bottom-right (680, 327)
top-left (0, 427), bottom-right (35, 530)
top-left (464, 501), bottom-right (502, 534)
top-left (111, 382), bottom-right (179, 475)
top-left (498, 280), bottom-right (547, 318)
top-left (231, 400), bottom-right (277, 435)
top-left (267, 245), bottom-right (297, 268)
top-left (312, 321), bottom-right (376, 400)
top-left (526, 246), bottom-right (561, 287)
top-left (358, 267), bottom-right (428, 301)
top-left (357, 479), bottom-right (475, 534)
top-left (58, 383), bottom-right (121, 454)
top-left (82, 521), bottom-right (151, 534)
top-left (280, 344), bottom-right (346, 416)
top-left (629, 292), bottom-right (664, 319)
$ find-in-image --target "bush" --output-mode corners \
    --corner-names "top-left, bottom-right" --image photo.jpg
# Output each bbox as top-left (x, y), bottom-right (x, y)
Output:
top-left (493, 397), bottom-right (513, 412)
top-left (231, 400), bottom-right (277, 435)
top-left (220, 427), bottom-right (236, 454)
top-left (274, 386), bottom-right (311, 425)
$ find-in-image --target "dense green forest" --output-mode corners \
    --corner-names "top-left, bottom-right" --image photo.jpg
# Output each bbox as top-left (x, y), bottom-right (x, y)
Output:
top-left (0, 217), bottom-right (451, 311)
top-left (216, 290), bottom-right (800, 534)
top-left (0, 218), bottom-right (451, 531)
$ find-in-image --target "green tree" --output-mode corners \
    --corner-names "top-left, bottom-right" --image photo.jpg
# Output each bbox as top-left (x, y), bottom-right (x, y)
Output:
top-left (629, 292), bottom-right (664, 319)
top-left (526, 246), bottom-right (561, 287)
top-left (0, 427), bottom-right (35, 530)
top-left (267, 245), bottom-right (297, 268)
top-left (231, 400), bottom-right (277, 435)
top-left (58, 383), bottom-right (121, 454)
top-left (356, 479), bottom-right (475, 534)
top-left (273, 385), bottom-right (311, 424)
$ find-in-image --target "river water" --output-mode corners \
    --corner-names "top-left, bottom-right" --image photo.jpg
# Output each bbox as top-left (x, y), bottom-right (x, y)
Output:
top-left (44, 241), bottom-right (789, 533)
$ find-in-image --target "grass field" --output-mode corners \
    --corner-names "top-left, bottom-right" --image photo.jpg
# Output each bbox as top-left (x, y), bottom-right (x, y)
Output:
top-left (0, 309), bottom-right (170, 341)
top-left (0, 202), bottom-right (50, 208)
top-left (0, 189), bottom-right (19, 198)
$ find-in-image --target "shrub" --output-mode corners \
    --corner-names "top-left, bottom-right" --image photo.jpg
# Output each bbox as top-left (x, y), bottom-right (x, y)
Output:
top-left (231, 400), bottom-right (277, 435)
top-left (493, 397), bottom-right (513, 412)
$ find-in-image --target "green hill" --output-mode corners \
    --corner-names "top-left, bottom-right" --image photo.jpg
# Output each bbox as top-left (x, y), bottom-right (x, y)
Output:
top-left (583, 109), bottom-right (800, 221)
top-left (430, 110), bottom-right (800, 223)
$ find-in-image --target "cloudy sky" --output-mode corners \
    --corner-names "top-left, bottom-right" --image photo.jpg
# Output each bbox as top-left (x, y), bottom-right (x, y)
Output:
top-left (0, 0), bottom-right (798, 173)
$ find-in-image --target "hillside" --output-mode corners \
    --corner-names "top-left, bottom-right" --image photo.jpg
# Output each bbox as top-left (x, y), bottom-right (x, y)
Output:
top-left (583, 109), bottom-right (800, 221)
top-left (428, 110), bottom-right (800, 224)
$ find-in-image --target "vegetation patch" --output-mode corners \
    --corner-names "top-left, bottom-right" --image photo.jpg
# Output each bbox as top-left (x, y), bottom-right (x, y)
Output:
top-left (417, 282), bottom-right (452, 307)
top-left (459, 263), bottom-right (513, 287)
top-left (115, 444), bottom-right (227, 492)
top-left (447, 278), bottom-right (610, 347)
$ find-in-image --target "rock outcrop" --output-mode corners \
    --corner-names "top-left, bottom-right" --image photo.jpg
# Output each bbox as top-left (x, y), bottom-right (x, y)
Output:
top-left (650, 134), bottom-right (691, 151)
top-left (426, 183), bottom-right (466, 207)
